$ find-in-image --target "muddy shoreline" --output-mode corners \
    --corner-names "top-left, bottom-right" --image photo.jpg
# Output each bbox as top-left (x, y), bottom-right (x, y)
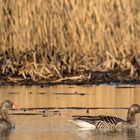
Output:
top-left (0, 69), bottom-right (140, 86)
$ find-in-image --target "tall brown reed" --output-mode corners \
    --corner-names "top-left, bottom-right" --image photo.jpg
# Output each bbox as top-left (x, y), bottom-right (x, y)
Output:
top-left (0, 0), bottom-right (140, 81)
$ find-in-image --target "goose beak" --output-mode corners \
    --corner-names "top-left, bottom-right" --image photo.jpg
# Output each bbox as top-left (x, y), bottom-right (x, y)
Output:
top-left (12, 103), bottom-right (19, 109)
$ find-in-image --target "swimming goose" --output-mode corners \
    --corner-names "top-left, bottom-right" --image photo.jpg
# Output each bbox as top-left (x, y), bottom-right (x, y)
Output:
top-left (71, 104), bottom-right (140, 130)
top-left (0, 100), bottom-right (16, 130)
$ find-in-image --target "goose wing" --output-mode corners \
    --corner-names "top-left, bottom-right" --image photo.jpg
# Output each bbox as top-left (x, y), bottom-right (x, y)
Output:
top-left (72, 115), bottom-right (125, 125)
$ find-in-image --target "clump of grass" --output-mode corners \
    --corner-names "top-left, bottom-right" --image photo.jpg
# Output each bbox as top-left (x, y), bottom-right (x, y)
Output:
top-left (0, 0), bottom-right (140, 82)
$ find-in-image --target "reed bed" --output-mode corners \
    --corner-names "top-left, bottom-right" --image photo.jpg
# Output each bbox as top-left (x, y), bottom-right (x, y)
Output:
top-left (0, 0), bottom-right (140, 82)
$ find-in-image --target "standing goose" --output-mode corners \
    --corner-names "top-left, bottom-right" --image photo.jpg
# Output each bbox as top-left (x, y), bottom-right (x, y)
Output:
top-left (71, 104), bottom-right (140, 130)
top-left (0, 100), bottom-right (16, 130)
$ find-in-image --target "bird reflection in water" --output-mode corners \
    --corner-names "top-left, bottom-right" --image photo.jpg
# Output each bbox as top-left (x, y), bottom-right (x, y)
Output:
top-left (126, 129), bottom-right (137, 140)
top-left (75, 127), bottom-right (138, 140)
top-left (0, 129), bottom-right (12, 140)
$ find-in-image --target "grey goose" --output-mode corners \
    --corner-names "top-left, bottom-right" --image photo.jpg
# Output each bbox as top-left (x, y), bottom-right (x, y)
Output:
top-left (0, 100), bottom-right (16, 130)
top-left (71, 104), bottom-right (140, 130)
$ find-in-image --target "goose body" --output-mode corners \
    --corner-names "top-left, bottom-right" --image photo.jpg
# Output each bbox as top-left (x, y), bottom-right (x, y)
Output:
top-left (71, 104), bottom-right (140, 130)
top-left (0, 100), bottom-right (15, 130)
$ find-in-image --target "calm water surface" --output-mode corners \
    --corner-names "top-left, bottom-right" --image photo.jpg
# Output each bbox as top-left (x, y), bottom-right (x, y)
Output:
top-left (0, 85), bottom-right (140, 140)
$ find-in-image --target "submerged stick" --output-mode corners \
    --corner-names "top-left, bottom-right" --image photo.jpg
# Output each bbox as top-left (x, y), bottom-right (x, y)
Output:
top-left (12, 107), bottom-right (129, 111)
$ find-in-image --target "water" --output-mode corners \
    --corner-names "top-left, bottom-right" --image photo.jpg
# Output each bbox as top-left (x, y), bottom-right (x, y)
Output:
top-left (0, 85), bottom-right (140, 140)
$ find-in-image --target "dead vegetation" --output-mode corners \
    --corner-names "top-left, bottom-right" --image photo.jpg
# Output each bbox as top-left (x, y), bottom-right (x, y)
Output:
top-left (0, 0), bottom-right (140, 83)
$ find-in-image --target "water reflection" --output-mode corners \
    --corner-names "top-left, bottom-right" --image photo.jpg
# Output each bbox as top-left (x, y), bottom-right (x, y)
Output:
top-left (126, 129), bottom-right (137, 140)
top-left (0, 85), bottom-right (139, 109)
top-left (0, 85), bottom-right (139, 140)
top-left (75, 128), bottom-right (139, 140)
top-left (0, 130), bottom-right (12, 140)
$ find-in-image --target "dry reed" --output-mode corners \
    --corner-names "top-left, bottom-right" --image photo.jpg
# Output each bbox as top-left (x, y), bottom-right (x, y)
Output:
top-left (0, 0), bottom-right (140, 82)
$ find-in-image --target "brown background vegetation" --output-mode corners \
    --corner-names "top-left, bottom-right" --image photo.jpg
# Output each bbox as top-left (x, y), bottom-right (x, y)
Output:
top-left (0, 0), bottom-right (140, 82)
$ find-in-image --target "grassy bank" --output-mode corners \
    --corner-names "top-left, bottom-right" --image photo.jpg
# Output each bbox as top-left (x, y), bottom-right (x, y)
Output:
top-left (0, 0), bottom-right (140, 83)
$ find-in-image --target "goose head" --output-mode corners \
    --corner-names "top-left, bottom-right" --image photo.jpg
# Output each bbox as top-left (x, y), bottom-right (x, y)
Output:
top-left (129, 104), bottom-right (140, 114)
top-left (1, 100), bottom-right (15, 110)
